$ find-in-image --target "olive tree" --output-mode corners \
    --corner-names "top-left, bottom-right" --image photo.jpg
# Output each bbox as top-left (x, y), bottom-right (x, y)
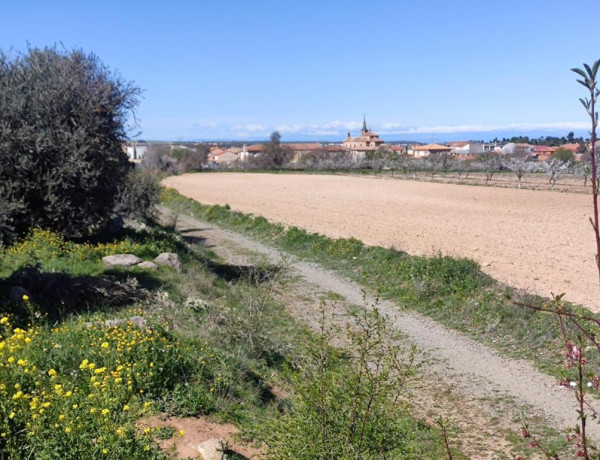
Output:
top-left (0, 47), bottom-right (141, 244)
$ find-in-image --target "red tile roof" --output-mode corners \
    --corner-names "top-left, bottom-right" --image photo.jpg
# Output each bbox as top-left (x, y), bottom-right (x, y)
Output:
top-left (283, 143), bottom-right (323, 151)
top-left (247, 144), bottom-right (266, 152)
top-left (413, 143), bottom-right (452, 151)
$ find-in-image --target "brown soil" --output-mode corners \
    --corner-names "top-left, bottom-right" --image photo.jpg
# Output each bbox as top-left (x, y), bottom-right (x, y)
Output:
top-left (164, 172), bottom-right (600, 312)
top-left (144, 414), bottom-right (260, 459)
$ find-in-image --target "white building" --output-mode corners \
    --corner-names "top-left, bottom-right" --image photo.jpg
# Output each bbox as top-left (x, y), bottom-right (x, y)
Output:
top-left (125, 142), bottom-right (147, 161)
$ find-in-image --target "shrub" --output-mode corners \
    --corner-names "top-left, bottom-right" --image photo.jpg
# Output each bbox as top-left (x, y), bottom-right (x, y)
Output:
top-left (0, 46), bottom-right (141, 245)
top-left (263, 306), bottom-right (443, 459)
top-left (113, 171), bottom-right (161, 222)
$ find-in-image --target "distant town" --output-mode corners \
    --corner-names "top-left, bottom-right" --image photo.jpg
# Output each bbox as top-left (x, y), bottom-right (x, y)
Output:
top-left (124, 116), bottom-right (592, 166)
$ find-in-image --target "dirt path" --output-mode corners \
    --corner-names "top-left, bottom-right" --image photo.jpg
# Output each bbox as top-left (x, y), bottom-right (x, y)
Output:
top-left (164, 173), bottom-right (599, 312)
top-left (166, 208), bottom-right (600, 458)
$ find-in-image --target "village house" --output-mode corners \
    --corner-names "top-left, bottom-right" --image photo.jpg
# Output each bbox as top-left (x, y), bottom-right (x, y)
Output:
top-left (531, 145), bottom-right (558, 162)
top-left (207, 146), bottom-right (240, 165)
top-left (124, 141), bottom-right (147, 161)
top-left (501, 143), bottom-right (533, 156)
top-left (285, 143), bottom-right (324, 162)
top-left (448, 141), bottom-right (485, 156)
top-left (410, 143), bottom-right (452, 158)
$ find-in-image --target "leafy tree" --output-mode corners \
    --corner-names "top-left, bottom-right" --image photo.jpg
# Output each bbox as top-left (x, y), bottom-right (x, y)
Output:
top-left (0, 47), bottom-right (140, 244)
top-left (113, 171), bottom-right (161, 222)
top-left (550, 147), bottom-right (575, 162)
top-left (262, 131), bottom-right (292, 168)
top-left (173, 144), bottom-right (209, 173)
top-left (141, 144), bottom-right (178, 174)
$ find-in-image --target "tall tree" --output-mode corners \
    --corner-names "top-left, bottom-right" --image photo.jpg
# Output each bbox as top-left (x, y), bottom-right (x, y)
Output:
top-left (263, 131), bottom-right (291, 167)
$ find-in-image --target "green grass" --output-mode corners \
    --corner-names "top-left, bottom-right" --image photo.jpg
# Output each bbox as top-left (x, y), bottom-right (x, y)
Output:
top-left (0, 227), bottom-right (178, 277)
top-left (161, 187), bottom-right (597, 381)
top-left (0, 219), bottom-right (451, 458)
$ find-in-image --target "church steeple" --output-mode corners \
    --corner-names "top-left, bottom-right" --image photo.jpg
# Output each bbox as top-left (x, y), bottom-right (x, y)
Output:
top-left (361, 114), bottom-right (368, 134)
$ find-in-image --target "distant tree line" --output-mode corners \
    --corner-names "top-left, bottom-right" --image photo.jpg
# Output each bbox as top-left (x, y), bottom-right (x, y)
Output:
top-left (488, 131), bottom-right (588, 146)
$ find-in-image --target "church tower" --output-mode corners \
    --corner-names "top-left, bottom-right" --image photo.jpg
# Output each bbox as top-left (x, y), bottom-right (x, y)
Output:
top-left (361, 114), bottom-right (368, 135)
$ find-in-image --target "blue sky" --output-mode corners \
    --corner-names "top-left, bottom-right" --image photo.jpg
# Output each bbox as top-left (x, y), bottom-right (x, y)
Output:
top-left (1, 0), bottom-right (599, 142)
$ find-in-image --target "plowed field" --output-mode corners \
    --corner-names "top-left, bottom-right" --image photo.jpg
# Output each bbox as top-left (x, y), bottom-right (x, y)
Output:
top-left (164, 173), bottom-right (599, 311)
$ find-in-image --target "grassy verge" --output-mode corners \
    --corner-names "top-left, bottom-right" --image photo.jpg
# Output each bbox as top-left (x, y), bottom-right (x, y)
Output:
top-left (0, 219), bottom-right (449, 458)
top-left (161, 187), bottom-right (596, 381)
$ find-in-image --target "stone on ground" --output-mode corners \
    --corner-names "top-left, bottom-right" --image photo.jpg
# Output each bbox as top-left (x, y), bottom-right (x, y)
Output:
top-left (104, 316), bottom-right (147, 329)
top-left (102, 254), bottom-right (143, 267)
top-left (137, 261), bottom-right (158, 270)
top-left (196, 438), bottom-right (228, 460)
top-left (154, 252), bottom-right (183, 272)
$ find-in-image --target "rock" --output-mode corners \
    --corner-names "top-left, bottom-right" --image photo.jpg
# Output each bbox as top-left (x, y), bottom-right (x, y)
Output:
top-left (128, 315), bottom-right (147, 328)
top-left (196, 438), bottom-right (228, 460)
top-left (154, 252), bottom-right (183, 272)
top-left (104, 316), bottom-right (147, 329)
top-left (8, 286), bottom-right (30, 302)
top-left (104, 319), bottom-right (122, 328)
top-left (102, 254), bottom-right (143, 267)
top-left (481, 261), bottom-right (492, 267)
top-left (137, 261), bottom-right (158, 270)
top-left (123, 218), bottom-right (148, 231)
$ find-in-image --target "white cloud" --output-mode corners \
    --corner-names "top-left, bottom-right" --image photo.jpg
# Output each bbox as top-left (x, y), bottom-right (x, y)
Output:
top-left (275, 124), bottom-right (303, 134)
top-left (378, 121), bottom-right (590, 135)
top-left (229, 124), bottom-right (268, 135)
top-left (147, 118), bottom-right (591, 140)
top-left (191, 121), bottom-right (219, 130)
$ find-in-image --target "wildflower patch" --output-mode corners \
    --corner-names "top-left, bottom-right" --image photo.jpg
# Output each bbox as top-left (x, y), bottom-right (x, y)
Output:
top-left (0, 310), bottom-right (223, 458)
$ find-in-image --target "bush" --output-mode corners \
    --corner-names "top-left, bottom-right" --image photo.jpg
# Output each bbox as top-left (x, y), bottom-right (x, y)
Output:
top-left (113, 171), bottom-right (161, 222)
top-left (263, 306), bottom-right (443, 459)
top-left (0, 47), bottom-right (141, 245)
